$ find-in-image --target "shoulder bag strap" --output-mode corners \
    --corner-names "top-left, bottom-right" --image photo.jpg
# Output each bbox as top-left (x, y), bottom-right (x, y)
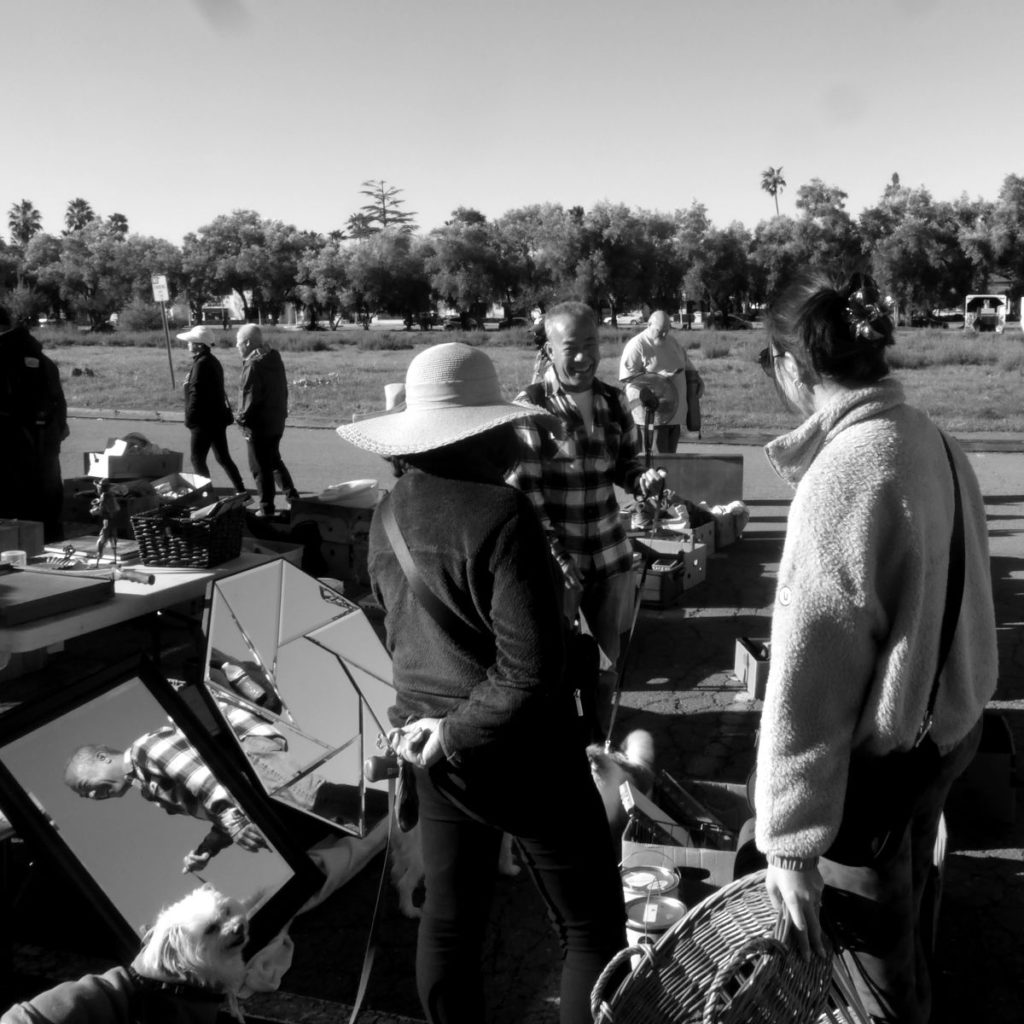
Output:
top-left (916, 432), bottom-right (966, 745)
top-left (379, 492), bottom-right (487, 648)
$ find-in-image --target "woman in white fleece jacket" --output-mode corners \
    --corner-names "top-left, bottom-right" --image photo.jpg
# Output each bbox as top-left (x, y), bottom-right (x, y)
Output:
top-left (753, 275), bottom-right (997, 1023)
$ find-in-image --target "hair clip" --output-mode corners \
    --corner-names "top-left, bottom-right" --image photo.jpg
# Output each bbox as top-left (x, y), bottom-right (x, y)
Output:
top-left (845, 289), bottom-right (894, 342)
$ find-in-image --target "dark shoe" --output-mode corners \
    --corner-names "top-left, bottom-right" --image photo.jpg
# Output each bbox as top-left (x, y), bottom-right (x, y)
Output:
top-left (255, 508), bottom-right (276, 519)
top-left (286, 490), bottom-right (301, 503)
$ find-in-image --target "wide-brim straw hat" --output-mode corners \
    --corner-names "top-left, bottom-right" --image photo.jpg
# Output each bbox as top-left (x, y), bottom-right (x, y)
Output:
top-left (336, 342), bottom-right (556, 456)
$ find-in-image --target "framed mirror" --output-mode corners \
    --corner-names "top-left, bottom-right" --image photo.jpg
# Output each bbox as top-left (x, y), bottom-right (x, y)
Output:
top-left (0, 660), bottom-right (326, 959)
top-left (201, 561), bottom-right (396, 838)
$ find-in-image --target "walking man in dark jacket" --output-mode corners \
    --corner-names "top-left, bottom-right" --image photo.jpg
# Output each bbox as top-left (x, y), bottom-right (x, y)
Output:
top-left (235, 324), bottom-right (300, 517)
top-left (0, 305), bottom-right (69, 541)
top-left (177, 325), bottom-right (246, 493)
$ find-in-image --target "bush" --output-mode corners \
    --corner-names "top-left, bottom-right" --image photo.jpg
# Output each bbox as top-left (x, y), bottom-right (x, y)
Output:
top-left (356, 332), bottom-right (415, 352)
top-left (118, 298), bottom-right (166, 332)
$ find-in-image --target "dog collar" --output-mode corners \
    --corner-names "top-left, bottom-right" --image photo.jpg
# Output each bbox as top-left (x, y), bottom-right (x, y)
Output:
top-left (126, 965), bottom-right (226, 1004)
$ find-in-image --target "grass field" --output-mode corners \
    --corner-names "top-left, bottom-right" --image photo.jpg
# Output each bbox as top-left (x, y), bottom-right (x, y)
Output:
top-left (38, 324), bottom-right (1024, 435)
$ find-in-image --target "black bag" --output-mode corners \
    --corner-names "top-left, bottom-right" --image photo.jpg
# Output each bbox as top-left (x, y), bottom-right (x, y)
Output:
top-left (684, 370), bottom-right (702, 433)
top-left (396, 758), bottom-right (419, 833)
top-left (220, 399), bottom-right (235, 427)
top-left (824, 737), bottom-right (941, 865)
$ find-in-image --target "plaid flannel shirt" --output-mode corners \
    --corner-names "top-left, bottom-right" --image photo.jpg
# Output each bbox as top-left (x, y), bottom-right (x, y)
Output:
top-left (125, 702), bottom-right (282, 839)
top-left (510, 366), bottom-right (645, 581)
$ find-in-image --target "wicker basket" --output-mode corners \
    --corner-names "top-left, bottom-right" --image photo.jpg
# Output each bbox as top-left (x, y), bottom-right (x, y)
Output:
top-left (130, 504), bottom-right (245, 569)
top-left (592, 870), bottom-right (833, 1024)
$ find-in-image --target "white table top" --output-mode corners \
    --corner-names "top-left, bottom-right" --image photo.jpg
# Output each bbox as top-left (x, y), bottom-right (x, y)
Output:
top-left (0, 552), bottom-right (278, 666)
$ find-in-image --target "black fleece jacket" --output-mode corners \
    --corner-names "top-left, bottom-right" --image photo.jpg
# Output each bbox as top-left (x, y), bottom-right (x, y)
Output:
top-left (369, 463), bottom-right (568, 762)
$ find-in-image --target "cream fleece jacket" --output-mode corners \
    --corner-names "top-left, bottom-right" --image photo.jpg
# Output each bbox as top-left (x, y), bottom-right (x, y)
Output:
top-left (753, 379), bottom-right (998, 861)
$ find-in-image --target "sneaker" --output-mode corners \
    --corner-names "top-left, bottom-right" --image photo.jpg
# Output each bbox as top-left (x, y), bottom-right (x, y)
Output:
top-left (254, 508), bottom-right (277, 519)
top-left (235, 491), bottom-right (255, 506)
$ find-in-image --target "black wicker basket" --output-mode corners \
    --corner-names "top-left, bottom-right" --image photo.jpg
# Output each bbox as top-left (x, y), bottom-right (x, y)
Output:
top-left (130, 504), bottom-right (245, 569)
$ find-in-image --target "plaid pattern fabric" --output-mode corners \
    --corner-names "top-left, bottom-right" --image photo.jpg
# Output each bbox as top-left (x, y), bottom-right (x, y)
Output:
top-left (510, 367), bottom-right (645, 580)
top-left (125, 701), bottom-right (282, 836)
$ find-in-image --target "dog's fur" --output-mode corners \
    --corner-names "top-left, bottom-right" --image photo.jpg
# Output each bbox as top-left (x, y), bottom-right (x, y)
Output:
top-left (389, 730), bottom-right (656, 918)
top-left (0, 885), bottom-right (250, 1024)
top-left (133, 885), bottom-right (250, 995)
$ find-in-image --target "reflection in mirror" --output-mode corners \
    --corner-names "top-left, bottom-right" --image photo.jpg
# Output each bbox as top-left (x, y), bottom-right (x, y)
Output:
top-left (0, 676), bottom-right (305, 937)
top-left (204, 561), bottom-right (396, 837)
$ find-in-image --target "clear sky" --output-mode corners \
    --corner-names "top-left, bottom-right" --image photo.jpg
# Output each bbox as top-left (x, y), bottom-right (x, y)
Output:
top-left (5, 0), bottom-right (1024, 244)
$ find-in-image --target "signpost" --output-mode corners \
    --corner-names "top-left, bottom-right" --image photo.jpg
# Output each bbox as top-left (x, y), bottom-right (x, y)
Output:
top-left (151, 273), bottom-right (175, 388)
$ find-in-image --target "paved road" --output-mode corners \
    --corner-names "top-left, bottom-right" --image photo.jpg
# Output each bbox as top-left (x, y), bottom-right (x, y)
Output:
top-left (53, 412), bottom-right (1024, 1024)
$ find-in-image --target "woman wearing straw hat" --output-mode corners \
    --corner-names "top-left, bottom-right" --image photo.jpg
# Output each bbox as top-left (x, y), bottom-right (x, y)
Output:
top-left (337, 343), bottom-right (625, 1024)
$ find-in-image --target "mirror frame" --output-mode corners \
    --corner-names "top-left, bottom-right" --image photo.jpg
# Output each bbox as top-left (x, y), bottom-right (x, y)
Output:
top-left (0, 654), bottom-right (327, 960)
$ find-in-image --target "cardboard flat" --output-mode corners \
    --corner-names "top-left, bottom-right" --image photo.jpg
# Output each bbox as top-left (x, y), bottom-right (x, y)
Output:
top-left (84, 450), bottom-right (183, 480)
top-left (0, 567), bottom-right (114, 626)
top-left (634, 543), bottom-right (708, 607)
top-left (734, 637), bottom-right (771, 701)
top-left (656, 454), bottom-right (744, 505)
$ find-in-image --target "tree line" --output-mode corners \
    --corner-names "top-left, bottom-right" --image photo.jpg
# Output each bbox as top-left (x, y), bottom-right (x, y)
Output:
top-left (5, 173), bottom-right (1024, 331)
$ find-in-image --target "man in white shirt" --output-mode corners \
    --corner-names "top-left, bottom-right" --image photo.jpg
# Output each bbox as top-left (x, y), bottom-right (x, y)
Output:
top-left (619, 310), bottom-right (704, 453)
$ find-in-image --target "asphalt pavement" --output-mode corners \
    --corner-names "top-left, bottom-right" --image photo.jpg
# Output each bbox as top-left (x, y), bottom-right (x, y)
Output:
top-left (41, 412), bottom-right (1024, 1023)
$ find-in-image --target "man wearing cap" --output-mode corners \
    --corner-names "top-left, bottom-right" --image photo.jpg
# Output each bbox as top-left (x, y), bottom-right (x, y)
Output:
top-left (509, 301), bottom-right (662, 731)
top-left (620, 310), bottom-right (704, 454)
top-left (176, 325), bottom-right (247, 494)
top-left (235, 324), bottom-right (300, 517)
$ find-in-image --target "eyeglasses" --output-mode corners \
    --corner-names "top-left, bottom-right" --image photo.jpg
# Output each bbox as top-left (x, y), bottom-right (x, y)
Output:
top-left (758, 347), bottom-right (777, 378)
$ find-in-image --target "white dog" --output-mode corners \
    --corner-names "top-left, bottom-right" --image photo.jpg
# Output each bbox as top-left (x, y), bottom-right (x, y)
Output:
top-left (388, 730), bottom-right (656, 918)
top-left (0, 885), bottom-right (250, 1024)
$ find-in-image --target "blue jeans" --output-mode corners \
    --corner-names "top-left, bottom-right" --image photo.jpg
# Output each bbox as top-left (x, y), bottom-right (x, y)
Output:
top-left (413, 734), bottom-right (626, 1024)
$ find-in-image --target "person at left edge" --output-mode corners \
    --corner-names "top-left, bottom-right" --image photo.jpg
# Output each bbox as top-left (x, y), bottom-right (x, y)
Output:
top-left (176, 325), bottom-right (247, 494)
top-left (0, 304), bottom-right (69, 542)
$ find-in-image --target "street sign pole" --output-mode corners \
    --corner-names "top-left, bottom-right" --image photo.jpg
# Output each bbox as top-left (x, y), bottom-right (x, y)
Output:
top-left (151, 274), bottom-right (175, 388)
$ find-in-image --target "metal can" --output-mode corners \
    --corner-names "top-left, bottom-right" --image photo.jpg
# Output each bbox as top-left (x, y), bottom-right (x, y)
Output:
top-left (624, 895), bottom-right (687, 957)
top-left (621, 863), bottom-right (680, 901)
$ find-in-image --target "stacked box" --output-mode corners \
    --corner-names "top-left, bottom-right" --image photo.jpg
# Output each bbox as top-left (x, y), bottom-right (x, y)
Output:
top-left (734, 637), bottom-right (771, 701)
top-left (0, 519), bottom-right (44, 556)
top-left (635, 544), bottom-right (707, 607)
top-left (620, 779), bottom-right (756, 905)
top-left (240, 536), bottom-right (304, 567)
top-left (84, 450), bottom-right (184, 480)
top-left (290, 497), bottom-right (377, 588)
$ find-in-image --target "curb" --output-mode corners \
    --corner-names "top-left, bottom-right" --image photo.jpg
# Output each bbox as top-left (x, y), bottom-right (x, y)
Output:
top-left (65, 408), bottom-right (1024, 452)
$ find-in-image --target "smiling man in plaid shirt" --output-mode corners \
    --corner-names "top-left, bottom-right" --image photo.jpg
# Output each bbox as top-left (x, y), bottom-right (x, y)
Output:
top-left (510, 301), bottom-right (661, 728)
top-left (64, 700), bottom-right (284, 872)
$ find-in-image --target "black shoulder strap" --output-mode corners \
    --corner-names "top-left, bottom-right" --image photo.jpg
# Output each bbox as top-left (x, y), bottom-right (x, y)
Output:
top-left (917, 432), bottom-right (966, 744)
top-left (379, 493), bottom-right (486, 648)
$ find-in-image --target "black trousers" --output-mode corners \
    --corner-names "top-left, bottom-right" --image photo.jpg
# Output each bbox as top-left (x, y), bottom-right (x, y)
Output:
top-left (413, 737), bottom-right (625, 1024)
top-left (821, 719), bottom-right (982, 1023)
top-left (188, 425), bottom-right (245, 491)
top-left (245, 432), bottom-right (297, 513)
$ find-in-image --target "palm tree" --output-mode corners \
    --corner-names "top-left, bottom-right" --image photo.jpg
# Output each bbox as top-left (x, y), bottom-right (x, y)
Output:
top-left (64, 197), bottom-right (96, 233)
top-left (7, 199), bottom-right (42, 246)
top-left (108, 212), bottom-right (129, 237)
top-left (760, 167), bottom-right (786, 217)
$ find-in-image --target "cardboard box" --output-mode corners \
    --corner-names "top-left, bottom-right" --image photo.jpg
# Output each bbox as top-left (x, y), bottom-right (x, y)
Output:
top-left (84, 449), bottom-right (184, 480)
top-left (241, 536), bottom-right (304, 567)
top-left (319, 539), bottom-right (371, 588)
top-left (634, 543), bottom-right (707, 607)
top-left (290, 497), bottom-right (375, 545)
top-left (734, 637), bottom-right (771, 701)
top-left (621, 779), bottom-right (757, 904)
top-left (0, 519), bottom-right (44, 556)
top-left (151, 472), bottom-right (213, 507)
